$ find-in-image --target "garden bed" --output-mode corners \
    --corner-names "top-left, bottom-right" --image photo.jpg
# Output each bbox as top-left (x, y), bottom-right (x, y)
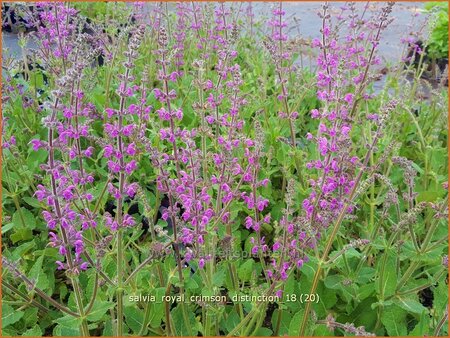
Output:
top-left (1, 2), bottom-right (448, 337)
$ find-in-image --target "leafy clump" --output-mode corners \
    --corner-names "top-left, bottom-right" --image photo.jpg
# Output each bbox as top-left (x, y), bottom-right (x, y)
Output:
top-left (1, 2), bottom-right (448, 337)
top-left (425, 2), bottom-right (449, 59)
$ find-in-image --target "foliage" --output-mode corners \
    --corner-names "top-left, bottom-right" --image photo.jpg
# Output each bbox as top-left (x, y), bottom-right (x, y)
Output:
top-left (1, 2), bottom-right (448, 337)
top-left (424, 2), bottom-right (449, 59)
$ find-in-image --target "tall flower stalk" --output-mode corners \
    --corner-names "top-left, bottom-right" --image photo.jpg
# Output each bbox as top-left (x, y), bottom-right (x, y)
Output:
top-left (30, 3), bottom-right (93, 336)
top-left (265, 2), bottom-right (305, 187)
top-left (103, 24), bottom-right (145, 336)
top-left (152, 25), bottom-right (193, 335)
top-left (299, 3), bottom-right (395, 334)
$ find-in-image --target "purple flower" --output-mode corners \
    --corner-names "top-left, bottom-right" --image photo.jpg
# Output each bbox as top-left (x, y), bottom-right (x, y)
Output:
top-left (273, 242), bottom-right (281, 251)
top-left (198, 258), bottom-right (205, 269)
top-left (344, 93), bottom-right (354, 104)
top-left (30, 139), bottom-right (44, 151)
top-left (256, 198), bottom-right (269, 212)
top-left (125, 160), bottom-right (137, 174)
top-left (126, 143), bottom-right (137, 156)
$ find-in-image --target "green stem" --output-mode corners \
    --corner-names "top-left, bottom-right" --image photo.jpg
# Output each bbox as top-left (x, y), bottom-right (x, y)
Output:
top-left (433, 309), bottom-right (448, 336)
top-left (227, 308), bottom-right (258, 337)
top-left (250, 305), bottom-right (267, 336)
top-left (228, 262), bottom-right (244, 322)
top-left (11, 195), bottom-right (26, 227)
top-left (396, 261), bottom-right (420, 292)
top-left (300, 123), bottom-right (382, 335)
top-left (274, 302), bottom-right (283, 336)
top-left (335, 237), bottom-right (351, 275)
top-left (84, 273), bottom-right (99, 315)
top-left (138, 302), bottom-right (151, 336)
top-left (46, 95), bottom-right (89, 336)
top-left (396, 268), bottom-right (446, 296)
top-left (2, 281), bottom-right (49, 314)
top-left (243, 308), bottom-right (261, 336)
top-left (164, 284), bottom-right (173, 336)
top-left (227, 283), bottom-right (277, 336)
top-left (83, 253), bottom-right (116, 287)
top-left (378, 247), bottom-right (390, 300)
top-left (116, 229), bottom-right (124, 336)
top-left (421, 197), bottom-right (448, 250)
top-left (71, 277), bottom-right (89, 336)
top-left (124, 247), bottom-right (169, 285)
top-left (423, 237), bottom-right (447, 253)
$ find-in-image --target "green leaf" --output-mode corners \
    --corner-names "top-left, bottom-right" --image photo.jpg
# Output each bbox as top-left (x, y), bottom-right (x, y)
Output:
top-left (356, 267), bottom-right (376, 284)
top-left (171, 304), bottom-right (198, 336)
top-left (1, 222), bottom-right (14, 234)
top-left (323, 274), bottom-right (353, 303)
top-left (347, 297), bottom-right (379, 330)
top-left (324, 274), bottom-right (343, 289)
top-left (357, 283), bottom-right (375, 300)
top-left (393, 296), bottom-right (428, 315)
top-left (433, 281), bottom-right (448, 313)
top-left (149, 288), bottom-right (166, 328)
top-left (10, 241), bottom-right (36, 260)
top-left (254, 327), bottom-right (273, 336)
top-left (27, 148), bottom-right (48, 169)
top-left (340, 248), bottom-right (362, 259)
top-left (223, 310), bottom-right (240, 334)
top-left (12, 208), bottom-right (36, 229)
top-left (376, 251), bottom-right (397, 298)
top-left (28, 256), bottom-right (49, 291)
top-left (212, 269), bottom-right (225, 287)
top-left (22, 325), bottom-right (42, 336)
top-left (271, 309), bottom-right (292, 335)
top-left (288, 309), bottom-right (309, 336)
top-left (299, 257), bottom-right (318, 280)
top-left (2, 304), bottom-right (24, 327)
top-left (86, 301), bottom-right (113, 322)
top-left (381, 305), bottom-right (407, 336)
top-left (10, 228), bottom-right (33, 244)
top-left (320, 283), bottom-right (338, 309)
top-left (22, 197), bottom-right (42, 208)
top-left (23, 308), bottom-right (38, 327)
top-left (186, 277), bottom-right (199, 290)
top-left (53, 314), bottom-right (82, 329)
top-left (238, 259), bottom-right (254, 282)
top-left (410, 311), bottom-right (430, 336)
top-left (417, 191), bottom-right (442, 203)
top-left (2, 327), bottom-right (17, 336)
top-left (124, 306), bottom-right (144, 334)
top-left (53, 324), bottom-right (80, 336)
top-left (102, 319), bottom-right (113, 336)
top-left (314, 324), bottom-right (334, 336)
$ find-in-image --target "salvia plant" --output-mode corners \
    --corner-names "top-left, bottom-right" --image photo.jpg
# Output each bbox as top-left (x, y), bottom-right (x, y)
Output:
top-left (1, 2), bottom-right (448, 337)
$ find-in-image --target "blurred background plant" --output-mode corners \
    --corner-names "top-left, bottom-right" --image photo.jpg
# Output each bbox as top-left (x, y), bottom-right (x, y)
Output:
top-left (424, 2), bottom-right (448, 60)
